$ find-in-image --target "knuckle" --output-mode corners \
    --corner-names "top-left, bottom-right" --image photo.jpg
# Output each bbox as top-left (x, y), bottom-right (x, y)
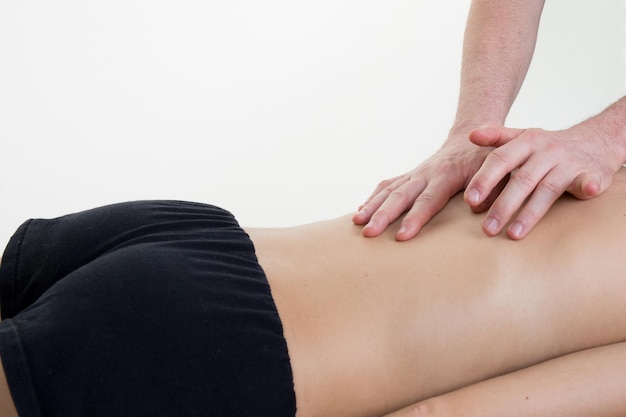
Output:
top-left (486, 149), bottom-right (511, 167)
top-left (387, 189), bottom-right (415, 209)
top-left (388, 188), bottom-right (410, 204)
top-left (536, 178), bottom-right (563, 197)
top-left (437, 160), bottom-right (466, 179)
top-left (377, 178), bottom-right (396, 190)
top-left (545, 140), bottom-right (562, 153)
top-left (371, 207), bottom-right (389, 218)
top-left (510, 169), bottom-right (537, 190)
top-left (371, 208), bottom-right (395, 223)
top-left (437, 159), bottom-right (457, 172)
top-left (415, 191), bottom-right (443, 211)
top-left (384, 185), bottom-right (400, 195)
top-left (381, 177), bottom-right (411, 194)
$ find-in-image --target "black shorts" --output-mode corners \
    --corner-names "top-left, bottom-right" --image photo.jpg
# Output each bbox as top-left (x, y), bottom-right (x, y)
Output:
top-left (0, 201), bottom-right (296, 416)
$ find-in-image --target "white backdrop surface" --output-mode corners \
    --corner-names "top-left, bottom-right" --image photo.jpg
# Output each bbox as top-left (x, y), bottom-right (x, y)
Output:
top-left (1, 1), bottom-right (624, 248)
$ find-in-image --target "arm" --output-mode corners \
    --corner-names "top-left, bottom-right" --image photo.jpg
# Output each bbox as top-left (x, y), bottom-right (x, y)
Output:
top-left (452, 0), bottom-right (544, 134)
top-left (354, 0), bottom-right (545, 240)
top-left (384, 341), bottom-right (626, 417)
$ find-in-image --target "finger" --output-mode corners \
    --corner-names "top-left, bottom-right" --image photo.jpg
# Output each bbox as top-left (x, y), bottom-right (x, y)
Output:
top-left (468, 174), bottom-right (510, 214)
top-left (567, 171), bottom-right (603, 200)
top-left (464, 137), bottom-right (533, 208)
top-left (361, 177), bottom-right (428, 238)
top-left (357, 175), bottom-right (404, 212)
top-left (506, 168), bottom-right (570, 240)
top-left (395, 178), bottom-right (460, 241)
top-left (481, 156), bottom-right (556, 236)
top-left (353, 176), bottom-right (409, 225)
top-left (469, 126), bottom-right (527, 148)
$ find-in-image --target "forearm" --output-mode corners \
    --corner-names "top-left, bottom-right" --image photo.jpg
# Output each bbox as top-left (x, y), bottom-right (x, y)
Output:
top-left (385, 342), bottom-right (626, 417)
top-left (425, 342), bottom-right (626, 417)
top-left (450, 0), bottom-right (545, 137)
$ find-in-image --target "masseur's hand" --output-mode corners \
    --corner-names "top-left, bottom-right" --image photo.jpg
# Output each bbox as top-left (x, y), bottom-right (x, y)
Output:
top-left (353, 134), bottom-right (493, 241)
top-left (464, 125), bottom-right (624, 240)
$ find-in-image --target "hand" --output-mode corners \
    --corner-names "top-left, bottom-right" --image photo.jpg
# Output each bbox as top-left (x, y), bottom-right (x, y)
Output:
top-left (464, 125), bottom-right (624, 239)
top-left (353, 135), bottom-right (493, 241)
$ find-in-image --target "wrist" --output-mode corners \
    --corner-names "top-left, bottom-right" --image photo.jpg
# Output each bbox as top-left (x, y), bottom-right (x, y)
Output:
top-left (570, 106), bottom-right (626, 168)
top-left (441, 132), bottom-right (492, 164)
top-left (445, 126), bottom-right (484, 149)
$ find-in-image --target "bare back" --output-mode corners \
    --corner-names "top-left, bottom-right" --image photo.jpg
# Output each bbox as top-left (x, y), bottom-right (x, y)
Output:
top-left (247, 168), bottom-right (626, 417)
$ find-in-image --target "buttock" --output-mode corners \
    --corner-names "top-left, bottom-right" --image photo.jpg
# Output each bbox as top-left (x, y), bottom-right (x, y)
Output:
top-left (0, 201), bottom-right (296, 417)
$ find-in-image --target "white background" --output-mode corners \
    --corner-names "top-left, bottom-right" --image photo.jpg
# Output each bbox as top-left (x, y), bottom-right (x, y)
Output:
top-left (1, 1), bottom-right (624, 247)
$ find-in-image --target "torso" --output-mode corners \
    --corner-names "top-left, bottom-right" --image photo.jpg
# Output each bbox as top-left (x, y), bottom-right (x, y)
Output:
top-left (246, 169), bottom-right (626, 417)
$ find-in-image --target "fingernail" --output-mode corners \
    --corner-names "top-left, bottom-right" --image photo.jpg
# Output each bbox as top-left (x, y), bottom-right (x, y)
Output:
top-left (398, 224), bottom-right (414, 236)
top-left (509, 222), bottom-right (524, 239)
top-left (466, 188), bottom-right (480, 204)
top-left (484, 217), bottom-right (499, 234)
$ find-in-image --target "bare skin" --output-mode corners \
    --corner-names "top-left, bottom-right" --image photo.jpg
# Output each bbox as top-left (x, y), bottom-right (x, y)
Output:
top-left (1, 170), bottom-right (625, 415)
top-left (465, 108), bottom-right (626, 240)
top-left (355, 0), bottom-right (626, 241)
top-left (250, 168), bottom-right (626, 416)
top-left (354, 0), bottom-right (546, 241)
top-left (387, 341), bottom-right (626, 417)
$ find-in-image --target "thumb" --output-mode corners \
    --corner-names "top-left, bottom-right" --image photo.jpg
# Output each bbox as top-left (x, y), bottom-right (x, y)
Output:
top-left (469, 126), bottom-right (527, 148)
top-left (568, 172), bottom-right (603, 200)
